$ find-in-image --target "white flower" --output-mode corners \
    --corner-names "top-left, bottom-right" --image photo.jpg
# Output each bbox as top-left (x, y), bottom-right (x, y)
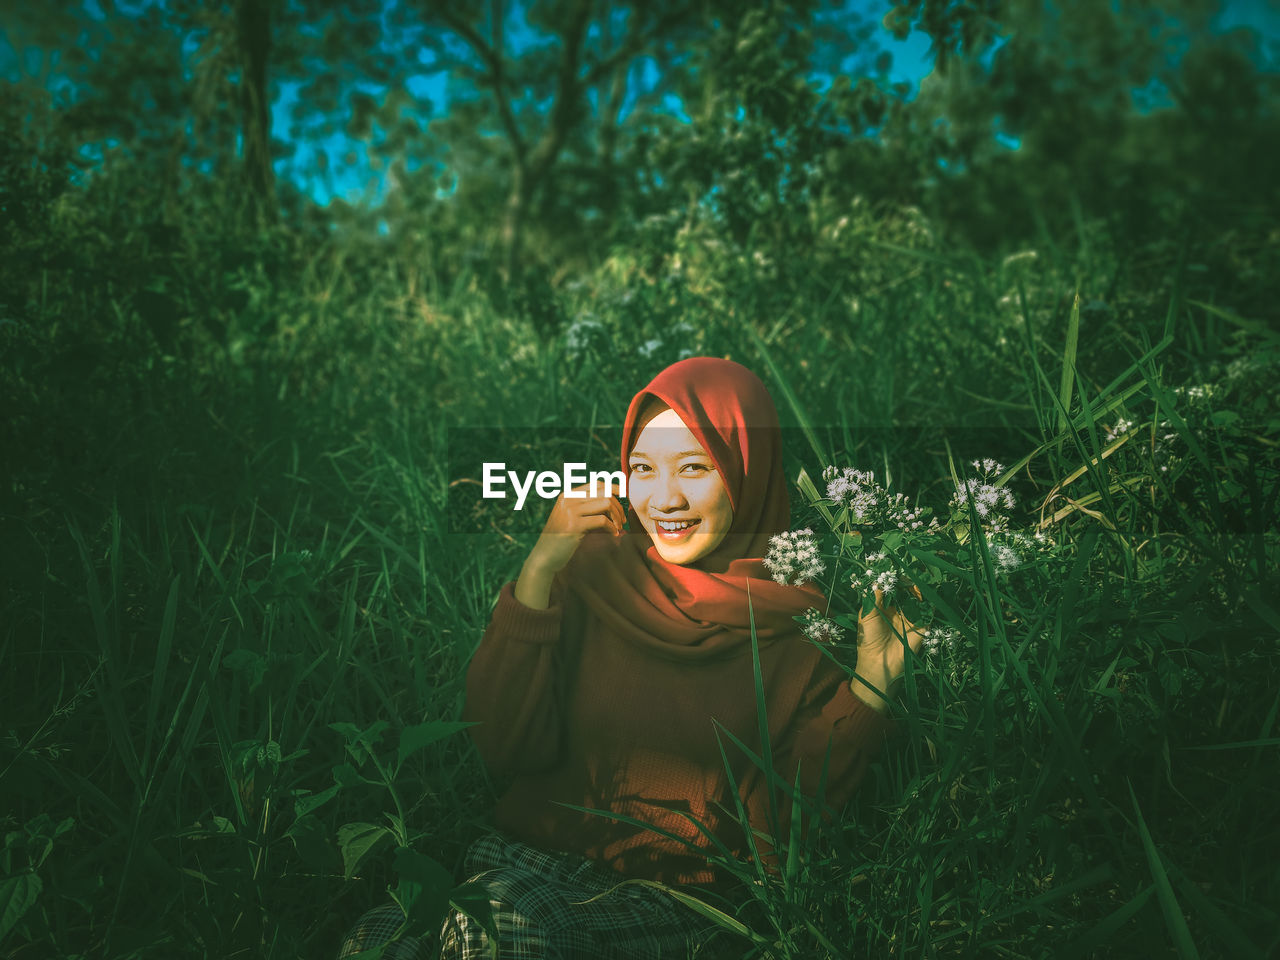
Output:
top-left (823, 467), bottom-right (928, 532)
top-left (989, 541), bottom-right (1023, 574)
top-left (952, 459), bottom-right (1015, 530)
top-left (920, 625), bottom-right (959, 655)
top-left (638, 338), bottom-right (664, 358)
top-left (801, 609), bottom-right (844, 645)
top-left (763, 529), bottom-right (825, 586)
top-left (1105, 417), bottom-right (1135, 443)
top-left (873, 569), bottom-right (899, 595)
top-left (564, 316), bottom-right (604, 354)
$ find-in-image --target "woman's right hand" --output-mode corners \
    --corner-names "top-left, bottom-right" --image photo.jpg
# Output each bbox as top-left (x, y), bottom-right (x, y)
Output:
top-left (515, 485), bottom-right (626, 609)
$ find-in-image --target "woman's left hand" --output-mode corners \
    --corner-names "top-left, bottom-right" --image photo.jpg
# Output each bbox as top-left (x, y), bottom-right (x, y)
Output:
top-left (850, 586), bottom-right (925, 712)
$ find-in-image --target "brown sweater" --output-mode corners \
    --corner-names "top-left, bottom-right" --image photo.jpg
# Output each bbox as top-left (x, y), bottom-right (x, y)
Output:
top-left (464, 580), bottom-right (894, 885)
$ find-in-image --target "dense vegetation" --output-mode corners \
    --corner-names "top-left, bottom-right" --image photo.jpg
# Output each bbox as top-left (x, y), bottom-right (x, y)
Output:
top-left (2, 2), bottom-right (1278, 958)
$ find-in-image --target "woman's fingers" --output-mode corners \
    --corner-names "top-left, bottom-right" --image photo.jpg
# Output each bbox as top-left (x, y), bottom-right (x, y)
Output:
top-left (562, 489), bottom-right (625, 535)
top-left (865, 587), bottom-right (923, 648)
top-left (580, 512), bottom-right (617, 534)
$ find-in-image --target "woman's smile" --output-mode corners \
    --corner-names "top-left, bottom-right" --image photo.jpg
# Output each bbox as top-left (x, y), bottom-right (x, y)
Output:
top-left (652, 517), bottom-right (701, 540)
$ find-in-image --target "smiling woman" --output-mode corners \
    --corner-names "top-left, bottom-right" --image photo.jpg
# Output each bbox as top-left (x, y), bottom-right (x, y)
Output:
top-left (626, 406), bottom-right (736, 565)
top-left (338, 357), bottom-right (920, 960)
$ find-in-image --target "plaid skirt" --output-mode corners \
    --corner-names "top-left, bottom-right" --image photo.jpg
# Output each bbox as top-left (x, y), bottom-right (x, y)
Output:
top-left (336, 833), bottom-right (741, 960)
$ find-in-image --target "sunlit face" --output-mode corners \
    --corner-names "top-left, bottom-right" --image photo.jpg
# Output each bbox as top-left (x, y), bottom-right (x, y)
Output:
top-left (627, 407), bottom-right (734, 566)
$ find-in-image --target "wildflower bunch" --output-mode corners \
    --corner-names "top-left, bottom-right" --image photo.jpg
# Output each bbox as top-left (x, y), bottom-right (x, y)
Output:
top-left (919, 624), bottom-right (960, 657)
top-left (637, 321), bottom-right (698, 361)
top-left (823, 466), bottom-right (928, 532)
top-left (564, 315), bottom-right (605, 356)
top-left (763, 529), bottom-right (825, 586)
top-left (849, 552), bottom-right (903, 599)
top-left (1104, 417), bottom-right (1136, 444)
top-left (1174, 383), bottom-right (1213, 404)
top-left (986, 535), bottom-right (1029, 575)
top-left (951, 460), bottom-right (1016, 531)
top-left (800, 609), bottom-right (845, 646)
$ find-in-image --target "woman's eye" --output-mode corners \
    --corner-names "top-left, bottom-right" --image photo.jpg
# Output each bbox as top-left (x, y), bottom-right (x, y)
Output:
top-left (629, 463), bottom-right (650, 474)
top-left (682, 464), bottom-right (710, 474)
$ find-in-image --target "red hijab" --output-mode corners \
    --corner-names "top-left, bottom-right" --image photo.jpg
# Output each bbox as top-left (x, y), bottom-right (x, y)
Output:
top-left (563, 357), bottom-right (824, 659)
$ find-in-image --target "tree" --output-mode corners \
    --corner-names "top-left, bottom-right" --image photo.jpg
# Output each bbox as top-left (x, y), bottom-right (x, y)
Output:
top-left (880, 0), bottom-right (1280, 249)
top-left (408, 0), bottom-right (726, 277)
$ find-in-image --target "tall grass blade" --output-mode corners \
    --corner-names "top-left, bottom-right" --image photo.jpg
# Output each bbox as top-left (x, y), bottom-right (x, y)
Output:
top-left (1128, 781), bottom-right (1201, 960)
top-left (144, 575), bottom-right (181, 776)
top-left (1056, 290), bottom-right (1081, 445)
top-left (745, 322), bottom-right (828, 467)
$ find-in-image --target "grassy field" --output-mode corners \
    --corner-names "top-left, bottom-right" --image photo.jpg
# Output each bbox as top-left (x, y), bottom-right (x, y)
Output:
top-left (2, 204), bottom-right (1278, 959)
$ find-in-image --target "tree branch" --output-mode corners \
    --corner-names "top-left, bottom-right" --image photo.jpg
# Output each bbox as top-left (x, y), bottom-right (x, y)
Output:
top-left (581, 5), bottom-right (691, 88)
top-left (433, 4), bottom-right (526, 164)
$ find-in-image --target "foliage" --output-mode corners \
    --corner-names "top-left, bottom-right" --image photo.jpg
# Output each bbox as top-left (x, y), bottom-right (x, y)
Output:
top-left (2, 1), bottom-right (1279, 957)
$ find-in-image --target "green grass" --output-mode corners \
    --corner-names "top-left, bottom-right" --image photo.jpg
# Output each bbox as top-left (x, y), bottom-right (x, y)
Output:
top-left (2, 206), bottom-right (1278, 960)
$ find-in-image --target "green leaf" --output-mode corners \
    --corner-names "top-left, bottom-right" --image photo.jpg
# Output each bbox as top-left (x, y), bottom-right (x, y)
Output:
top-left (286, 815), bottom-right (339, 874)
top-left (391, 847), bottom-right (454, 935)
top-left (145, 574), bottom-right (181, 772)
top-left (337, 822), bottom-right (391, 879)
top-left (332, 762), bottom-right (379, 788)
top-left (746, 324), bottom-right (828, 467)
top-left (294, 782), bottom-right (341, 819)
top-left (618, 880), bottom-right (771, 944)
top-left (396, 721), bottom-right (472, 770)
top-left (330, 720), bottom-right (390, 762)
top-left (222, 649), bottom-right (268, 691)
top-left (1057, 291), bottom-right (1082, 439)
top-left (0, 872), bottom-right (42, 943)
top-left (1063, 883), bottom-right (1155, 958)
top-left (172, 816), bottom-right (236, 840)
top-left (1170, 866), bottom-right (1265, 960)
top-left (795, 467), bottom-right (836, 526)
top-left (1128, 781), bottom-right (1200, 960)
top-left (449, 881), bottom-right (501, 959)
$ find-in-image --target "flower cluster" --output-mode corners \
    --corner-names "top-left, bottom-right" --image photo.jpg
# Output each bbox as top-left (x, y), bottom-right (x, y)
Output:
top-left (1104, 417), bottom-right (1136, 443)
top-left (637, 320), bottom-right (698, 361)
top-left (823, 466), bottom-right (927, 532)
top-left (763, 528), bottom-right (825, 586)
top-left (564, 315), bottom-right (605, 355)
top-left (1174, 383), bottom-right (1213, 404)
top-left (848, 550), bottom-right (907, 599)
top-left (920, 624), bottom-right (960, 656)
top-left (951, 460), bottom-right (1016, 531)
top-left (801, 609), bottom-right (844, 645)
top-left (988, 537), bottom-right (1025, 575)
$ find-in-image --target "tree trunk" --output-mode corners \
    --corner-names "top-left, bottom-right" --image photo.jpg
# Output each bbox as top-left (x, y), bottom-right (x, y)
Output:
top-left (502, 166), bottom-right (528, 280)
top-left (236, 0), bottom-right (274, 225)
top-left (497, 0), bottom-right (592, 278)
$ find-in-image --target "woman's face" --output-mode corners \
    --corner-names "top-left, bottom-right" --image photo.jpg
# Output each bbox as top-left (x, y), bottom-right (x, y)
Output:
top-left (627, 407), bottom-right (734, 565)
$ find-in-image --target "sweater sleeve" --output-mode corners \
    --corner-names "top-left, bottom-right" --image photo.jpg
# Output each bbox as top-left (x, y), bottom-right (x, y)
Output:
top-left (740, 664), bottom-right (895, 875)
top-left (463, 580), bottom-right (567, 776)
top-left (779, 677), bottom-right (895, 813)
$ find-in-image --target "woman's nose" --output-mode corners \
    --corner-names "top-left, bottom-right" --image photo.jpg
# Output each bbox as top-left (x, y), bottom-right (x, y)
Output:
top-left (652, 473), bottom-right (687, 511)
